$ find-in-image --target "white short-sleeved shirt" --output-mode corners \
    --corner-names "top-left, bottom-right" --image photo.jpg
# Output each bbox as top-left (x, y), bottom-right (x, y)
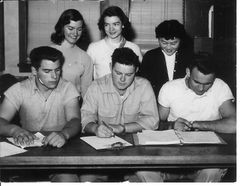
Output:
top-left (87, 39), bottom-right (142, 79)
top-left (4, 77), bottom-right (79, 131)
top-left (158, 77), bottom-right (234, 122)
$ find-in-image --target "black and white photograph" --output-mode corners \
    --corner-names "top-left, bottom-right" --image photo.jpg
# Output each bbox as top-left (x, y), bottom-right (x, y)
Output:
top-left (0, 0), bottom-right (239, 184)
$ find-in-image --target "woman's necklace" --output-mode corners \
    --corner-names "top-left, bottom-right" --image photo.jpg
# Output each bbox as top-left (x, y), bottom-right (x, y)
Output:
top-left (105, 37), bottom-right (126, 50)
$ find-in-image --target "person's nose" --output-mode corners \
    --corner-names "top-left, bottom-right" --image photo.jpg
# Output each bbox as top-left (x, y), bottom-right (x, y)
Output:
top-left (198, 84), bottom-right (204, 91)
top-left (72, 29), bottom-right (78, 36)
top-left (110, 25), bottom-right (115, 32)
top-left (120, 75), bottom-right (126, 82)
top-left (51, 71), bottom-right (57, 79)
top-left (166, 43), bottom-right (172, 49)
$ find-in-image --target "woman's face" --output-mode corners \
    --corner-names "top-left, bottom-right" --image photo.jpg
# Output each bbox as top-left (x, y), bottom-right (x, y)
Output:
top-left (158, 37), bottom-right (181, 56)
top-left (104, 16), bottom-right (123, 40)
top-left (63, 20), bottom-right (83, 45)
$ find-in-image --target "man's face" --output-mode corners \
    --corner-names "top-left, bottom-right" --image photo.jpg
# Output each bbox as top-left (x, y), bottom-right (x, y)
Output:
top-left (104, 16), bottom-right (123, 40)
top-left (187, 67), bottom-right (215, 95)
top-left (158, 37), bottom-right (180, 56)
top-left (111, 63), bottom-right (136, 95)
top-left (34, 59), bottom-right (61, 90)
top-left (63, 20), bottom-right (83, 45)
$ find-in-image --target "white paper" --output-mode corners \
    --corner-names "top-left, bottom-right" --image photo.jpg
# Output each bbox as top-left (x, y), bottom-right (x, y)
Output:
top-left (178, 131), bottom-right (223, 144)
top-left (7, 132), bottom-right (45, 149)
top-left (80, 135), bottom-right (132, 150)
top-left (0, 142), bottom-right (27, 157)
top-left (136, 130), bottom-right (181, 145)
top-left (135, 130), bottom-right (223, 145)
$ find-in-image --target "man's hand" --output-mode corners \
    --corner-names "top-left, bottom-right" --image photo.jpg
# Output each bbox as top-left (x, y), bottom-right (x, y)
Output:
top-left (42, 131), bottom-right (67, 148)
top-left (10, 126), bottom-right (37, 146)
top-left (174, 118), bottom-right (193, 131)
top-left (94, 122), bottom-right (114, 138)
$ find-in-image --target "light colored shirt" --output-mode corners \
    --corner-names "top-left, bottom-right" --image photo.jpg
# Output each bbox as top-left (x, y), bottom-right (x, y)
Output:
top-left (87, 39), bottom-right (143, 79)
top-left (4, 76), bottom-right (79, 131)
top-left (81, 74), bottom-right (159, 131)
top-left (162, 50), bottom-right (176, 81)
top-left (51, 44), bottom-right (93, 98)
top-left (158, 77), bottom-right (234, 122)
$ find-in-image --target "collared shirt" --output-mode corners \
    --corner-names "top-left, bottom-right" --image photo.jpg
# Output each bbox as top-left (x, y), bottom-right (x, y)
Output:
top-left (158, 77), bottom-right (234, 122)
top-left (81, 74), bottom-right (159, 131)
top-left (162, 50), bottom-right (176, 81)
top-left (4, 76), bottom-right (79, 131)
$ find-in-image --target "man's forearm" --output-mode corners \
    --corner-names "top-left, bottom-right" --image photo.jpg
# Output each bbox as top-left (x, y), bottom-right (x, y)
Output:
top-left (0, 118), bottom-right (20, 136)
top-left (61, 118), bottom-right (81, 140)
top-left (84, 122), bottom-right (99, 135)
top-left (124, 122), bottom-right (144, 133)
top-left (193, 117), bottom-right (236, 133)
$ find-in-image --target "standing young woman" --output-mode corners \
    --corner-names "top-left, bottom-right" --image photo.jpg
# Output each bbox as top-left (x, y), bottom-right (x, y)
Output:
top-left (87, 6), bottom-right (142, 79)
top-left (51, 9), bottom-right (93, 98)
top-left (138, 20), bottom-right (194, 97)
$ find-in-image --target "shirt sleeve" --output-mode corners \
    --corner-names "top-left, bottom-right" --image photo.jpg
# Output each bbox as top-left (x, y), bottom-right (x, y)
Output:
top-left (158, 83), bottom-right (171, 108)
top-left (135, 80), bottom-right (159, 130)
top-left (63, 82), bottom-right (80, 105)
top-left (135, 45), bottom-right (143, 62)
top-left (80, 53), bottom-right (93, 98)
top-left (215, 79), bottom-right (235, 106)
top-left (4, 83), bottom-right (22, 111)
top-left (80, 82), bottom-right (98, 132)
top-left (86, 43), bottom-right (95, 64)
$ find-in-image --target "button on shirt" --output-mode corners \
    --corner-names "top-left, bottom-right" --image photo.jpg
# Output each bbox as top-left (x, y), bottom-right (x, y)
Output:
top-left (81, 74), bottom-right (159, 131)
top-left (4, 76), bottom-right (79, 131)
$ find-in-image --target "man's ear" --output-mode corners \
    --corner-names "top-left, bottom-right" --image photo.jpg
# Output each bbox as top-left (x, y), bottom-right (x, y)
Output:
top-left (186, 68), bottom-right (190, 77)
top-left (109, 62), bottom-right (112, 71)
top-left (31, 67), bottom-right (37, 76)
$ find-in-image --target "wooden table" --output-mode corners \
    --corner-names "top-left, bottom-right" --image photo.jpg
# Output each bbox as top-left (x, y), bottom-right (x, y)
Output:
top-left (0, 133), bottom-right (236, 170)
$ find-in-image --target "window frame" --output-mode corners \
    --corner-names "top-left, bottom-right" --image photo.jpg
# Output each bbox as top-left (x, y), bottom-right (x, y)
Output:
top-left (0, 0), bottom-right (4, 71)
top-left (18, 0), bottom-right (30, 72)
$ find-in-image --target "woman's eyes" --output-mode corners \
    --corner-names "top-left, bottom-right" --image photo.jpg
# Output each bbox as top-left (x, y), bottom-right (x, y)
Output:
top-left (67, 27), bottom-right (82, 32)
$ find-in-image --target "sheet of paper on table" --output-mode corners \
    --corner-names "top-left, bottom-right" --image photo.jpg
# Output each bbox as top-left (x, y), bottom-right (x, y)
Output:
top-left (0, 142), bottom-right (27, 157)
top-left (81, 135), bottom-right (132, 150)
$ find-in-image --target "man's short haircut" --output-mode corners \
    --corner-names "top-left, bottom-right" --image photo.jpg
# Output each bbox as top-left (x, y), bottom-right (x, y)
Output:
top-left (111, 47), bottom-right (140, 69)
top-left (155, 20), bottom-right (186, 40)
top-left (188, 54), bottom-right (217, 75)
top-left (29, 46), bottom-right (65, 70)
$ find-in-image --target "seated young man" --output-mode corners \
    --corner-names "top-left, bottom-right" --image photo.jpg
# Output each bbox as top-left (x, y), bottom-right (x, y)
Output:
top-left (80, 47), bottom-right (159, 182)
top-left (137, 55), bottom-right (236, 182)
top-left (0, 46), bottom-right (81, 182)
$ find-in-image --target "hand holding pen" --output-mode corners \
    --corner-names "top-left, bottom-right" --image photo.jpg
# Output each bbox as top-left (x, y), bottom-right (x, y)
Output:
top-left (94, 121), bottom-right (115, 138)
top-left (102, 121), bottom-right (115, 137)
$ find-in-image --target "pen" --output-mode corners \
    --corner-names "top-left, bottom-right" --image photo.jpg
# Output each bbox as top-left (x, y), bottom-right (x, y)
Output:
top-left (102, 121), bottom-right (115, 137)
